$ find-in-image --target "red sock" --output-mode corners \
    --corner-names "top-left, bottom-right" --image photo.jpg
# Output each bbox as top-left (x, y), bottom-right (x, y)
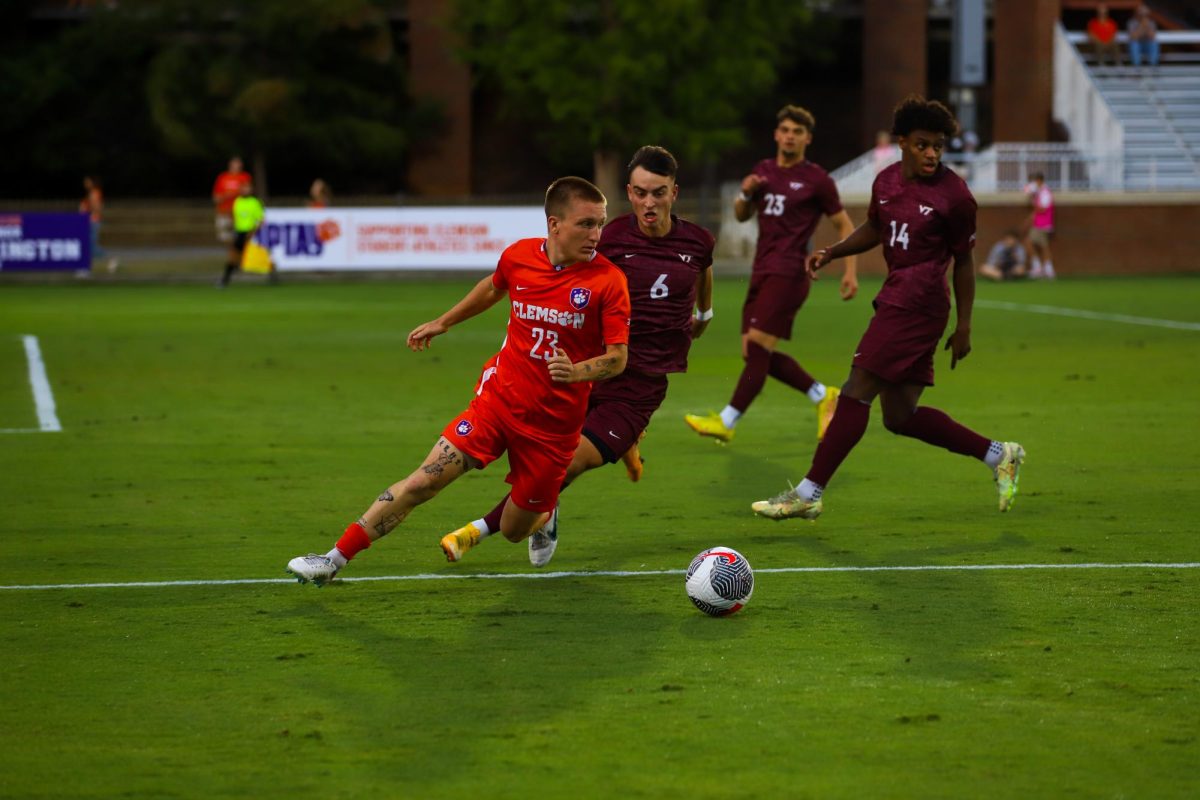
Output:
top-left (483, 494), bottom-right (509, 534)
top-left (768, 351), bottom-right (815, 393)
top-left (730, 342), bottom-right (772, 413)
top-left (335, 521), bottom-right (372, 561)
top-left (893, 406), bottom-right (990, 460)
top-left (807, 395), bottom-right (871, 487)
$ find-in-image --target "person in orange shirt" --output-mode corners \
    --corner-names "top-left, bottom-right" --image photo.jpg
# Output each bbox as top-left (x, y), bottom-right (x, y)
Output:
top-left (1087, 3), bottom-right (1121, 66)
top-left (79, 175), bottom-right (117, 275)
top-left (211, 156), bottom-right (251, 245)
top-left (285, 177), bottom-right (632, 586)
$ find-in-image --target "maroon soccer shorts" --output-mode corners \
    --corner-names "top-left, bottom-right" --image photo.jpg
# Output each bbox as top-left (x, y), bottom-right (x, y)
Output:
top-left (740, 273), bottom-right (811, 339)
top-left (852, 301), bottom-right (948, 387)
top-left (442, 395), bottom-right (575, 514)
top-left (581, 370), bottom-right (668, 463)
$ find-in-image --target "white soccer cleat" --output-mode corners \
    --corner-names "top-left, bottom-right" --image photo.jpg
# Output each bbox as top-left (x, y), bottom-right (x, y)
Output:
top-left (527, 506), bottom-right (559, 568)
top-left (994, 442), bottom-right (1026, 512)
top-left (286, 553), bottom-right (339, 586)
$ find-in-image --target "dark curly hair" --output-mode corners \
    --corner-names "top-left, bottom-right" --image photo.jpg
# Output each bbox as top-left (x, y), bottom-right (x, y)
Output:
top-left (891, 94), bottom-right (959, 138)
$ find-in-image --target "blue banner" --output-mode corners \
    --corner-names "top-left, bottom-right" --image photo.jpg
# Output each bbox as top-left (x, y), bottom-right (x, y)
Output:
top-left (0, 212), bottom-right (91, 271)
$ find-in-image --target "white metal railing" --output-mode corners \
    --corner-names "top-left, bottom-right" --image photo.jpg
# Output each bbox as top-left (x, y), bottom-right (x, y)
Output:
top-left (1054, 22), bottom-right (1125, 160)
top-left (964, 143), bottom-right (1124, 192)
top-left (829, 146), bottom-right (900, 195)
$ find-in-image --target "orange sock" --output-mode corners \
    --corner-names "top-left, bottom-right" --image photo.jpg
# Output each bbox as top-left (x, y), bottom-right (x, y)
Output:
top-left (335, 522), bottom-right (372, 561)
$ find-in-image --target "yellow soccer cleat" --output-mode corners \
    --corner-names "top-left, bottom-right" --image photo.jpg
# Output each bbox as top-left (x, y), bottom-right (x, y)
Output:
top-left (440, 522), bottom-right (482, 563)
top-left (684, 412), bottom-right (735, 444)
top-left (751, 487), bottom-right (823, 521)
top-left (994, 442), bottom-right (1025, 512)
top-left (817, 386), bottom-right (840, 442)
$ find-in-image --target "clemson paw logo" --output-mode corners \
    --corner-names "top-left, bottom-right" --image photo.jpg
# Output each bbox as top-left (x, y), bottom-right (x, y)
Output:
top-left (569, 287), bottom-right (592, 310)
top-left (316, 220), bottom-right (340, 242)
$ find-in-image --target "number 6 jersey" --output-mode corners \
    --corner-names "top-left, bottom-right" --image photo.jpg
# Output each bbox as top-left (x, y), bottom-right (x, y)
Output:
top-left (597, 212), bottom-right (715, 375)
top-left (486, 238), bottom-right (631, 438)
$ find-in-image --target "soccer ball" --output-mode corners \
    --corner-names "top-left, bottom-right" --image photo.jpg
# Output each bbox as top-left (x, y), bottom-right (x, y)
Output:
top-left (685, 547), bottom-right (754, 617)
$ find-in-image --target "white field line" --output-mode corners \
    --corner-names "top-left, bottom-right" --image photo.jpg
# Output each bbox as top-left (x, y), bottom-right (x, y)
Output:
top-left (1, 561), bottom-right (1197, 592)
top-left (976, 299), bottom-right (1200, 331)
top-left (0, 335), bottom-right (62, 434)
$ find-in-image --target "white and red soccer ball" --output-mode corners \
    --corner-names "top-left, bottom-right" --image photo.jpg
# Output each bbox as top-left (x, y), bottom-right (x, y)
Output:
top-left (685, 547), bottom-right (754, 616)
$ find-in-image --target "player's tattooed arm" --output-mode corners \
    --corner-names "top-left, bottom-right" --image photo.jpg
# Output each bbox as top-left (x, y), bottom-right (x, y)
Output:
top-left (547, 343), bottom-right (627, 384)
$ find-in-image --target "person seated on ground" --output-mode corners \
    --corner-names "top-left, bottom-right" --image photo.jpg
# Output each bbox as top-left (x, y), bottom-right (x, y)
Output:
top-left (1127, 4), bottom-right (1160, 68)
top-left (1087, 3), bottom-right (1121, 66)
top-left (979, 231), bottom-right (1028, 282)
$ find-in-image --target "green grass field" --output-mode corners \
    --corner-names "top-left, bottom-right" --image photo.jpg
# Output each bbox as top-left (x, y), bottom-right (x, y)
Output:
top-left (2, 275), bottom-right (1198, 799)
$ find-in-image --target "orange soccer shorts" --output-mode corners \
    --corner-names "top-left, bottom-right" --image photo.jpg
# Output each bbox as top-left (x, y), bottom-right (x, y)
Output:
top-left (441, 394), bottom-right (576, 514)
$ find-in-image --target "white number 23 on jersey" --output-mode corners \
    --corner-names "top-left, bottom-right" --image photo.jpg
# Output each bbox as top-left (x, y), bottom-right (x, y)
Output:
top-left (529, 326), bottom-right (559, 360)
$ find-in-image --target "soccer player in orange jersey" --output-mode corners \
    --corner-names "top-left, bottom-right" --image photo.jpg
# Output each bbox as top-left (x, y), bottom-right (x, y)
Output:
top-left (444, 146), bottom-right (717, 567)
top-left (286, 177), bottom-right (632, 586)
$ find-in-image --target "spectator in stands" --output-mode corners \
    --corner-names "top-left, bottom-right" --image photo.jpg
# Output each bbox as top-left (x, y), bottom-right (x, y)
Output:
top-left (212, 156), bottom-right (252, 245)
top-left (1024, 172), bottom-right (1056, 280)
top-left (79, 175), bottom-right (117, 275)
top-left (307, 178), bottom-right (332, 208)
top-left (1087, 3), bottom-right (1121, 66)
top-left (979, 231), bottom-right (1027, 282)
top-left (1127, 4), bottom-right (1160, 68)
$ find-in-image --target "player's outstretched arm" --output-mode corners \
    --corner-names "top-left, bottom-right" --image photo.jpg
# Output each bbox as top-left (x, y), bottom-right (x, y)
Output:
top-left (407, 275), bottom-right (505, 351)
top-left (546, 344), bottom-right (628, 384)
top-left (944, 250), bottom-right (976, 369)
top-left (807, 218), bottom-right (880, 281)
top-left (829, 209), bottom-right (860, 300)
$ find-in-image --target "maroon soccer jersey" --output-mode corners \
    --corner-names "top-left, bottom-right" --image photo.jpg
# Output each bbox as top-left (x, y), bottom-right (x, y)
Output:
top-left (868, 162), bottom-right (977, 318)
top-left (598, 212), bottom-right (715, 374)
top-left (748, 158), bottom-right (843, 279)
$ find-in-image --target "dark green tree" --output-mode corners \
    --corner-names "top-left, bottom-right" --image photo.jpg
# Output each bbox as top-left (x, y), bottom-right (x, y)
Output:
top-left (0, 0), bottom-right (439, 197)
top-left (452, 0), bottom-right (824, 200)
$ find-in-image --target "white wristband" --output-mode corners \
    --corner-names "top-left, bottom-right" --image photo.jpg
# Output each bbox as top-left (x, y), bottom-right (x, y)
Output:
top-left (694, 308), bottom-right (714, 322)
top-left (738, 192), bottom-right (753, 203)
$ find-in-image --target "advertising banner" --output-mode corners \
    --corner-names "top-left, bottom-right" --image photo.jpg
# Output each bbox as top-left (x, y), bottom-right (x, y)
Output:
top-left (0, 213), bottom-right (90, 272)
top-left (259, 207), bottom-right (546, 271)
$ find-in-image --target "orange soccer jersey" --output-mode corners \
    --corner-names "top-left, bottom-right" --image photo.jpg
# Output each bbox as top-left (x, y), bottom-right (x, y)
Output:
top-left (212, 170), bottom-right (251, 214)
top-left (483, 237), bottom-right (630, 439)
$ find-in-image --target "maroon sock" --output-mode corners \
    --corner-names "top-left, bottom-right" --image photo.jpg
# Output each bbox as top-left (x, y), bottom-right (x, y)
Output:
top-left (768, 351), bottom-right (815, 393)
top-left (806, 395), bottom-right (871, 487)
top-left (893, 406), bottom-right (991, 459)
top-left (729, 342), bottom-right (772, 413)
top-left (482, 494), bottom-right (510, 534)
top-left (335, 521), bottom-right (372, 561)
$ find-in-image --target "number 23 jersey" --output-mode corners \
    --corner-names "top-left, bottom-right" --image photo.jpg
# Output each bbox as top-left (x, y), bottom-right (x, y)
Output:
top-left (488, 237), bottom-right (631, 437)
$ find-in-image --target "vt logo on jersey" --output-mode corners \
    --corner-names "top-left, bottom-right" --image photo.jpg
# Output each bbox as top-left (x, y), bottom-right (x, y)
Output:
top-left (678, 253), bottom-right (692, 263)
top-left (569, 287), bottom-right (592, 310)
top-left (455, 419), bottom-right (474, 436)
top-left (789, 181), bottom-right (805, 190)
top-left (919, 204), bottom-right (933, 216)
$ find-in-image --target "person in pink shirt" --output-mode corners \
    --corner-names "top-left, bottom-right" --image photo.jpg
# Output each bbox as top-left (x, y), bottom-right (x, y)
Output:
top-left (1024, 171), bottom-right (1056, 280)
